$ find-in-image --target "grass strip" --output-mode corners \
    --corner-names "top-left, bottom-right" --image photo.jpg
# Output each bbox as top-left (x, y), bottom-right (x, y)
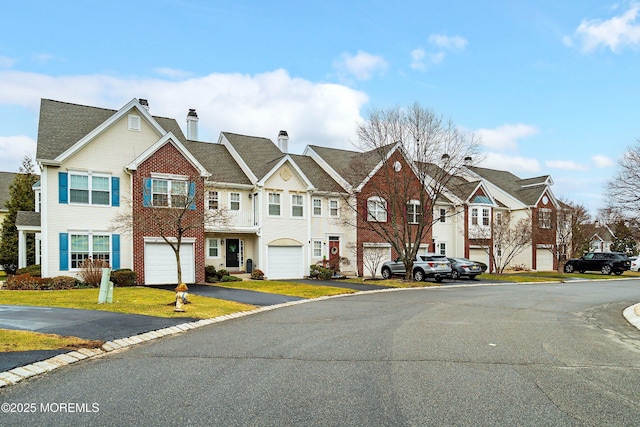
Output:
top-left (213, 280), bottom-right (358, 298)
top-left (0, 329), bottom-right (103, 352)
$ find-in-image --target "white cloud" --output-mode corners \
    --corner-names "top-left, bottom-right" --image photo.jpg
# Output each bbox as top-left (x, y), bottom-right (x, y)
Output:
top-left (592, 154), bottom-right (615, 167)
top-left (410, 48), bottom-right (426, 71)
top-left (545, 159), bottom-right (588, 171)
top-left (0, 135), bottom-right (37, 172)
top-left (0, 69), bottom-right (368, 156)
top-left (0, 56), bottom-right (16, 69)
top-left (154, 68), bottom-right (194, 79)
top-left (428, 34), bottom-right (468, 50)
top-left (333, 51), bottom-right (388, 82)
top-left (567, 3), bottom-right (640, 52)
top-left (475, 123), bottom-right (539, 151)
top-left (480, 152), bottom-right (541, 172)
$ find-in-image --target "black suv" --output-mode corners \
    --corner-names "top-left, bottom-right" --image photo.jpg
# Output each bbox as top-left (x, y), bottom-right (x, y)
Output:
top-left (564, 252), bottom-right (631, 275)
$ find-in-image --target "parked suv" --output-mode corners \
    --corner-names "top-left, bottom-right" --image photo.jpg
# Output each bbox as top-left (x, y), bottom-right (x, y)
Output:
top-left (381, 254), bottom-right (452, 282)
top-left (563, 252), bottom-right (631, 275)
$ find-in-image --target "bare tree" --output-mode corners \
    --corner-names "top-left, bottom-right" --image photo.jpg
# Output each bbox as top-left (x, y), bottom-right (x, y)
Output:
top-left (606, 139), bottom-right (640, 221)
top-left (471, 211), bottom-right (532, 274)
top-left (563, 201), bottom-right (593, 258)
top-left (344, 102), bottom-right (481, 280)
top-left (111, 176), bottom-right (229, 285)
top-left (350, 242), bottom-right (387, 279)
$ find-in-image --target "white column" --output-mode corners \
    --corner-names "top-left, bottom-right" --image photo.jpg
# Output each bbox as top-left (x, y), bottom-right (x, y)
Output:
top-left (18, 229), bottom-right (27, 268)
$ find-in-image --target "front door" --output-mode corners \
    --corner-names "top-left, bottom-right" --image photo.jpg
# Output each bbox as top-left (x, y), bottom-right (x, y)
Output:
top-left (226, 238), bottom-right (240, 269)
top-left (329, 236), bottom-right (340, 271)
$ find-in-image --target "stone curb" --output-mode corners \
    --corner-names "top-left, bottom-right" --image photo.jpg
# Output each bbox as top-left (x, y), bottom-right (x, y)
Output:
top-left (2, 284), bottom-right (639, 390)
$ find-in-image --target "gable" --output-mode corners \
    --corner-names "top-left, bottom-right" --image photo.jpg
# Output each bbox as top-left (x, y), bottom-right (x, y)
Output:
top-left (263, 161), bottom-right (309, 192)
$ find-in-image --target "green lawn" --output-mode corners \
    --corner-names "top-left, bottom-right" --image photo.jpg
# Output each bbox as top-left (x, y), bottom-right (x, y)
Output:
top-left (214, 280), bottom-right (359, 298)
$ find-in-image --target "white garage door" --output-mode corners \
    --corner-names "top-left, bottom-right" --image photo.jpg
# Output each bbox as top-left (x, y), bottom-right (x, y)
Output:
top-left (145, 242), bottom-right (195, 285)
top-left (268, 246), bottom-right (303, 280)
top-left (536, 248), bottom-right (554, 271)
top-left (363, 246), bottom-right (391, 278)
top-left (469, 249), bottom-right (490, 269)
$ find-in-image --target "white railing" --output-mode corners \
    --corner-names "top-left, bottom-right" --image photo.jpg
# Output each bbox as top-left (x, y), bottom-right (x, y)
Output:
top-left (207, 210), bottom-right (257, 231)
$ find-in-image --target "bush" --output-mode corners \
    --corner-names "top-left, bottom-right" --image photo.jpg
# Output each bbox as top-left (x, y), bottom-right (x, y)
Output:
top-left (49, 276), bottom-right (83, 290)
top-left (205, 265), bottom-right (217, 283)
top-left (216, 269), bottom-right (229, 280)
top-left (16, 264), bottom-right (41, 277)
top-left (309, 264), bottom-right (333, 280)
top-left (111, 269), bottom-right (137, 287)
top-left (5, 273), bottom-right (47, 290)
top-left (251, 269), bottom-right (264, 280)
top-left (78, 259), bottom-right (110, 287)
top-left (220, 275), bottom-right (242, 282)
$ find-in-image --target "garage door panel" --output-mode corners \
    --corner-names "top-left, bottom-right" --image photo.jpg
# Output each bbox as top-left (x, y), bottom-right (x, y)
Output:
top-left (363, 246), bottom-right (391, 278)
top-left (268, 246), bottom-right (302, 280)
top-left (145, 242), bottom-right (195, 285)
top-left (536, 249), bottom-right (554, 271)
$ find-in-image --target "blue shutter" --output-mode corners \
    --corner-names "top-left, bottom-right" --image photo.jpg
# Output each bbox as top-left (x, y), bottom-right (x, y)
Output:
top-left (59, 233), bottom-right (69, 271)
top-left (112, 234), bottom-right (120, 270)
top-left (188, 182), bottom-right (196, 210)
top-left (143, 178), bottom-right (152, 207)
top-left (59, 172), bottom-right (68, 204)
top-left (111, 177), bottom-right (120, 207)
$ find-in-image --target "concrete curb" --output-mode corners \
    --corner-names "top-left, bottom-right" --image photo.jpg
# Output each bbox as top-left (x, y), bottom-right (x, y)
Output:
top-left (2, 284), bottom-right (640, 390)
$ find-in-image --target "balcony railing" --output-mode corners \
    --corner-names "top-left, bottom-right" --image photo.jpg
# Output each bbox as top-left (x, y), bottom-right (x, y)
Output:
top-left (206, 210), bottom-right (257, 231)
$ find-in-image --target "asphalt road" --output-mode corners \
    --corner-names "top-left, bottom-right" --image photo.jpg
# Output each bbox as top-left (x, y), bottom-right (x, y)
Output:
top-left (2, 280), bottom-right (640, 426)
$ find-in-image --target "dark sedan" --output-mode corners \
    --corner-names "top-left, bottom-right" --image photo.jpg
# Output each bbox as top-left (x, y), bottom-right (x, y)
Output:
top-left (447, 257), bottom-right (484, 280)
top-left (564, 252), bottom-right (631, 275)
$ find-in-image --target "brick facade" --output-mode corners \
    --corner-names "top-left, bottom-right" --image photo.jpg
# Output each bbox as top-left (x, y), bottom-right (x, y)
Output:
top-left (131, 141), bottom-right (205, 284)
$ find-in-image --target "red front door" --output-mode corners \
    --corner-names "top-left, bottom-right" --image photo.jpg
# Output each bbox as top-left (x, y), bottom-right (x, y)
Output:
top-left (329, 237), bottom-right (340, 271)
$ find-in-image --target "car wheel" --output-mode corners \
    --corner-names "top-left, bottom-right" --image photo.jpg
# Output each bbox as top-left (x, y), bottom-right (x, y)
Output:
top-left (413, 269), bottom-right (425, 281)
top-left (451, 270), bottom-right (460, 280)
top-left (381, 268), bottom-right (391, 280)
top-left (434, 276), bottom-right (443, 282)
top-left (564, 264), bottom-right (574, 273)
top-left (601, 265), bottom-right (612, 275)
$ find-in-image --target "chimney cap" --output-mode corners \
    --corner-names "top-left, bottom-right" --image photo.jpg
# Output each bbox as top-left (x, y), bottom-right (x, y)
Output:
top-left (139, 99), bottom-right (149, 106)
top-left (187, 108), bottom-right (198, 118)
top-left (278, 130), bottom-right (288, 137)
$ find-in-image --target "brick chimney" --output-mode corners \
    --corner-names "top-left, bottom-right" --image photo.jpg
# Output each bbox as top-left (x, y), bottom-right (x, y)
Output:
top-left (186, 109), bottom-right (198, 141)
top-left (277, 130), bottom-right (289, 153)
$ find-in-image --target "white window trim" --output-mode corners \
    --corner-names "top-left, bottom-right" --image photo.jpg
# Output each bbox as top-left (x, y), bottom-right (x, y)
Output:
top-left (69, 232), bottom-right (112, 270)
top-left (482, 208), bottom-right (490, 226)
top-left (151, 177), bottom-right (188, 208)
top-left (69, 171), bottom-right (112, 206)
top-left (312, 239), bottom-right (323, 258)
top-left (312, 198), bottom-right (322, 217)
top-left (128, 114), bottom-right (141, 131)
top-left (268, 192), bottom-right (282, 217)
top-left (367, 197), bottom-right (387, 222)
top-left (407, 200), bottom-right (421, 224)
top-left (291, 194), bottom-right (304, 218)
top-left (439, 208), bottom-right (446, 223)
top-left (329, 199), bottom-right (340, 218)
top-left (206, 238), bottom-right (221, 258)
top-left (229, 192), bottom-right (241, 211)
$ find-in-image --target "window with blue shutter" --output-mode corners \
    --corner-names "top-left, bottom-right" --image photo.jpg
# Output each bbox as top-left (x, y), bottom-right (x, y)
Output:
top-left (59, 172), bottom-right (68, 204)
top-left (112, 234), bottom-right (120, 270)
top-left (143, 178), bottom-right (152, 207)
top-left (189, 182), bottom-right (196, 210)
top-left (59, 233), bottom-right (69, 271)
top-left (111, 177), bottom-right (120, 207)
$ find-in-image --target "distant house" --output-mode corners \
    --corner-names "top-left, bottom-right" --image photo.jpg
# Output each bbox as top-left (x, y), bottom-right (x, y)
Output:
top-left (0, 171), bottom-right (16, 229)
top-left (590, 222), bottom-right (616, 253)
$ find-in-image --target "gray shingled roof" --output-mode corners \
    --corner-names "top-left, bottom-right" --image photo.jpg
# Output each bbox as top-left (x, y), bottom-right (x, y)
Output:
top-left (467, 166), bottom-right (548, 206)
top-left (308, 144), bottom-right (392, 187)
top-left (0, 171), bottom-right (16, 211)
top-left (36, 99), bottom-right (186, 161)
top-left (182, 140), bottom-right (252, 186)
top-left (15, 211), bottom-right (41, 227)
top-left (222, 132), bottom-right (284, 180)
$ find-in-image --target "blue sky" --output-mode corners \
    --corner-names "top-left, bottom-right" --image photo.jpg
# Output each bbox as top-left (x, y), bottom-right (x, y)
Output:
top-left (1, 1), bottom-right (639, 215)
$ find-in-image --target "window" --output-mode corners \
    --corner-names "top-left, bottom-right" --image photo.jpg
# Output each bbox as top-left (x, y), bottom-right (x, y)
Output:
top-left (367, 197), bottom-right (387, 222)
top-left (291, 194), bottom-right (304, 217)
top-left (208, 191), bottom-right (219, 210)
top-left (151, 178), bottom-right (188, 208)
top-left (539, 209), bottom-right (551, 229)
top-left (471, 208), bottom-right (478, 225)
top-left (407, 201), bottom-right (421, 224)
top-left (439, 208), bottom-right (446, 223)
top-left (482, 208), bottom-right (490, 226)
top-left (230, 192), bottom-right (240, 211)
top-left (128, 114), bottom-right (141, 131)
top-left (438, 242), bottom-right (446, 255)
top-left (312, 240), bottom-right (322, 257)
top-left (329, 199), bottom-right (339, 217)
top-left (496, 212), bottom-right (502, 225)
top-left (313, 198), bottom-right (322, 216)
top-left (69, 173), bottom-right (110, 205)
top-left (207, 239), bottom-right (220, 258)
top-left (70, 234), bottom-right (110, 269)
top-left (268, 192), bottom-right (281, 216)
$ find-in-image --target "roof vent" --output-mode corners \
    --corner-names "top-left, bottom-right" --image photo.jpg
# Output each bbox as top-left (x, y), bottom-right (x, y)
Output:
top-left (186, 109), bottom-right (199, 140)
top-left (139, 99), bottom-right (149, 111)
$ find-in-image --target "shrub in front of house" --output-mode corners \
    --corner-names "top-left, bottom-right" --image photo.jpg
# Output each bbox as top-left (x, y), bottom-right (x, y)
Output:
top-left (216, 269), bottom-right (229, 281)
top-left (205, 265), bottom-right (217, 283)
top-left (49, 276), bottom-right (84, 289)
top-left (5, 274), bottom-right (82, 290)
top-left (16, 264), bottom-right (41, 277)
top-left (220, 275), bottom-right (242, 282)
top-left (251, 269), bottom-right (264, 280)
top-left (309, 264), bottom-right (333, 280)
top-left (79, 259), bottom-right (110, 287)
top-left (110, 269), bottom-right (137, 287)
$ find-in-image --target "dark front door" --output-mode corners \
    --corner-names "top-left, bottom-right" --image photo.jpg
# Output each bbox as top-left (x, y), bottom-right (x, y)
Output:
top-left (226, 239), bottom-right (240, 268)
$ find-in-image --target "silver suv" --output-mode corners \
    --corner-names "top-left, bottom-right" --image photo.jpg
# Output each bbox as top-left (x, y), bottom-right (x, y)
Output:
top-left (381, 254), bottom-right (452, 282)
